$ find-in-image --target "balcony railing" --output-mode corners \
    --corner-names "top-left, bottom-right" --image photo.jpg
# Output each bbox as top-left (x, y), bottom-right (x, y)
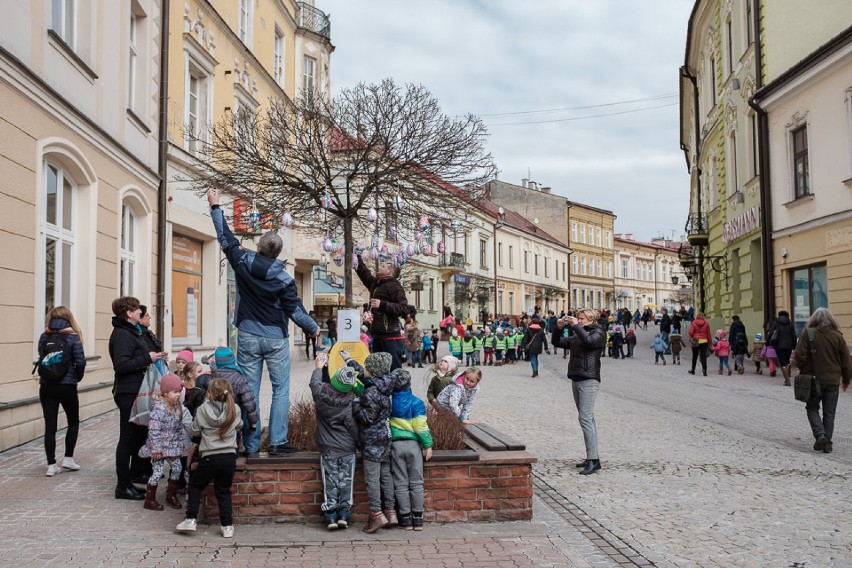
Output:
top-left (439, 252), bottom-right (465, 269)
top-left (297, 2), bottom-right (331, 39)
top-left (684, 213), bottom-right (709, 246)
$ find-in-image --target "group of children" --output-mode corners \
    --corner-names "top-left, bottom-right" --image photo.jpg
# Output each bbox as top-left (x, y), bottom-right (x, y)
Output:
top-left (645, 327), bottom-right (771, 375)
top-left (446, 327), bottom-right (526, 367)
top-left (605, 326), bottom-right (638, 359)
top-left (311, 351), bottom-right (482, 533)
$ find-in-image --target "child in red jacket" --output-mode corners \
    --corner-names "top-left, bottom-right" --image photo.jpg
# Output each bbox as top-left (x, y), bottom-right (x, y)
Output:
top-left (712, 330), bottom-right (732, 375)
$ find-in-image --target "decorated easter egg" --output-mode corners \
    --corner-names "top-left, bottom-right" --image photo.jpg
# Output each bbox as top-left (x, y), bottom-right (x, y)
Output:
top-left (321, 194), bottom-right (332, 209)
top-left (282, 212), bottom-right (294, 228)
top-left (406, 244), bottom-right (415, 256)
top-left (355, 241), bottom-right (365, 254)
top-left (367, 207), bottom-right (378, 222)
top-left (369, 248), bottom-right (379, 260)
top-left (351, 253), bottom-right (359, 270)
top-left (322, 236), bottom-right (334, 252)
top-left (370, 234), bottom-right (379, 250)
top-left (420, 242), bottom-right (430, 255)
top-left (450, 220), bottom-right (462, 230)
top-left (437, 241), bottom-right (446, 253)
top-left (319, 254), bottom-right (328, 268)
top-left (419, 216), bottom-right (430, 232)
top-left (387, 225), bottom-right (398, 240)
top-left (333, 253), bottom-right (344, 267)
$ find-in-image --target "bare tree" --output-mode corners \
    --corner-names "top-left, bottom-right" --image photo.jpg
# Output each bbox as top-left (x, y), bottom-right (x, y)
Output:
top-left (668, 288), bottom-right (694, 309)
top-left (186, 79), bottom-right (496, 306)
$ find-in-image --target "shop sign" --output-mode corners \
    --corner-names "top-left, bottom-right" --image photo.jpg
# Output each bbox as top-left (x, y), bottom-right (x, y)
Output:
top-left (453, 274), bottom-right (470, 285)
top-left (723, 206), bottom-right (760, 244)
top-left (826, 225), bottom-right (852, 253)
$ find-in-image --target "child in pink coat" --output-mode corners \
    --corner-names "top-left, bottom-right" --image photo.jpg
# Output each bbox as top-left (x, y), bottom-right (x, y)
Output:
top-left (712, 330), bottom-right (732, 375)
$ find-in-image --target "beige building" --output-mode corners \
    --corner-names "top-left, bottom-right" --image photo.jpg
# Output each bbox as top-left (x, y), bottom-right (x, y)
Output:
top-left (0, 1), bottom-right (164, 450)
top-left (614, 236), bottom-right (688, 313)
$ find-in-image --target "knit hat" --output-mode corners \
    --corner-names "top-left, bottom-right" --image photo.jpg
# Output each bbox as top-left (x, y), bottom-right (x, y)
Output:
top-left (331, 366), bottom-right (363, 395)
top-left (716, 329), bottom-right (727, 338)
top-left (451, 328), bottom-right (458, 337)
top-left (214, 346), bottom-right (238, 370)
top-left (440, 355), bottom-right (459, 374)
top-left (390, 368), bottom-right (411, 392)
top-left (176, 349), bottom-right (194, 363)
top-left (464, 330), bottom-right (471, 338)
top-left (160, 373), bottom-right (182, 394)
top-left (364, 352), bottom-right (392, 377)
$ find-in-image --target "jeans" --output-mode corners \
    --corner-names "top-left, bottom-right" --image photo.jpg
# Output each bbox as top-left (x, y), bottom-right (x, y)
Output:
top-left (627, 344), bottom-right (634, 357)
top-left (807, 384), bottom-right (840, 441)
top-left (655, 352), bottom-right (666, 363)
top-left (320, 454), bottom-right (356, 514)
top-left (363, 458), bottom-right (394, 512)
top-left (391, 439), bottom-right (424, 514)
top-left (529, 353), bottom-right (539, 374)
top-left (39, 384), bottom-right (79, 465)
top-left (572, 380), bottom-right (599, 460)
top-left (371, 337), bottom-right (405, 371)
top-left (185, 453), bottom-right (237, 526)
top-left (113, 392), bottom-right (149, 489)
top-left (660, 331), bottom-right (671, 354)
top-left (237, 330), bottom-right (291, 452)
top-left (718, 356), bottom-right (730, 371)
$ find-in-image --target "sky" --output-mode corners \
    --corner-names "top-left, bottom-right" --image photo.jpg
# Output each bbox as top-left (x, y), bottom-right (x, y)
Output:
top-left (320, 0), bottom-right (695, 243)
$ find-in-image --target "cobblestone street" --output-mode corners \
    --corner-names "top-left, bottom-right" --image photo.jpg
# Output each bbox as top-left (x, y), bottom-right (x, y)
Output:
top-left (1, 326), bottom-right (850, 566)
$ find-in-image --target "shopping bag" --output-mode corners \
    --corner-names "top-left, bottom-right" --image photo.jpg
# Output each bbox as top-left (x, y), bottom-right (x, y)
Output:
top-left (128, 365), bottom-right (164, 426)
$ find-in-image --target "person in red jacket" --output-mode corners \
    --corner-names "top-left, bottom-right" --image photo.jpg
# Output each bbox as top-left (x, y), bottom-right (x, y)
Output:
top-left (688, 312), bottom-right (713, 376)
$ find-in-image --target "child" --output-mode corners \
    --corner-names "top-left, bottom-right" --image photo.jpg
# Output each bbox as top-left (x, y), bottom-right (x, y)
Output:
top-left (731, 330), bottom-right (750, 375)
top-left (751, 333), bottom-right (766, 374)
top-left (360, 325), bottom-right (371, 350)
top-left (389, 368), bottom-right (433, 531)
top-left (494, 330), bottom-right (506, 366)
top-left (351, 352), bottom-right (396, 533)
top-left (504, 328), bottom-right (517, 364)
top-left (310, 354), bottom-right (360, 530)
top-left (472, 330), bottom-right (483, 366)
top-left (421, 330), bottom-right (432, 368)
top-left (612, 326), bottom-right (625, 359)
top-left (650, 334), bottom-right (667, 365)
top-left (425, 355), bottom-right (460, 410)
top-left (606, 329), bottom-right (615, 358)
top-left (625, 328), bottom-right (637, 358)
top-left (713, 330), bottom-right (732, 375)
top-left (139, 374), bottom-right (189, 511)
top-left (462, 330), bottom-right (475, 367)
top-left (669, 331), bottom-right (687, 365)
top-left (429, 328), bottom-right (439, 364)
top-left (436, 367), bottom-right (481, 423)
top-left (482, 328), bottom-right (495, 366)
top-left (181, 361), bottom-right (207, 417)
top-left (210, 347), bottom-right (260, 455)
top-left (515, 327), bottom-right (526, 360)
top-left (175, 349), bottom-right (194, 375)
top-left (448, 328), bottom-right (462, 360)
top-left (176, 378), bottom-right (242, 538)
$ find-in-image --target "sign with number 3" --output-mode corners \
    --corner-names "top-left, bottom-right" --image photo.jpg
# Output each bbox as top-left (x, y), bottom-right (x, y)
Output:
top-left (336, 309), bottom-right (360, 343)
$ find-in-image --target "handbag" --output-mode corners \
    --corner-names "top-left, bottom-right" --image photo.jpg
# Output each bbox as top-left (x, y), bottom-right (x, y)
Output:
top-left (793, 329), bottom-right (822, 403)
top-left (767, 327), bottom-right (779, 347)
top-left (129, 364), bottom-right (164, 426)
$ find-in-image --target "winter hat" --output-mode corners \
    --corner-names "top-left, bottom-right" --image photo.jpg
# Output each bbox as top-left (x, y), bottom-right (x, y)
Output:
top-left (716, 329), bottom-right (727, 338)
top-left (176, 349), bottom-right (194, 363)
top-left (451, 328), bottom-right (458, 338)
top-left (364, 352), bottom-right (392, 377)
top-left (390, 368), bottom-right (411, 392)
top-left (464, 330), bottom-right (471, 339)
top-left (214, 346), bottom-right (238, 370)
top-left (627, 329), bottom-right (635, 334)
top-left (440, 355), bottom-right (460, 374)
top-left (331, 366), bottom-right (363, 395)
top-left (754, 333), bottom-right (763, 340)
top-left (160, 373), bottom-right (182, 394)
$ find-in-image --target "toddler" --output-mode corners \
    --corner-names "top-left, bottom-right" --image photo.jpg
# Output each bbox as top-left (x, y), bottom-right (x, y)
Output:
top-left (713, 330), bottom-right (732, 375)
top-left (421, 331), bottom-right (432, 367)
top-left (425, 355), bottom-right (460, 410)
top-left (751, 333), bottom-right (766, 374)
top-left (175, 349), bottom-right (194, 375)
top-left (482, 328), bottom-right (495, 366)
top-left (462, 330), bottom-right (475, 367)
top-left (448, 328), bottom-right (462, 360)
top-left (494, 330), bottom-right (506, 366)
top-left (651, 334), bottom-right (667, 365)
top-left (625, 328), bottom-right (637, 358)
top-left (669, 332), bottom-right (687, 365)
top-left (436, 367), bottom-right (481, 423)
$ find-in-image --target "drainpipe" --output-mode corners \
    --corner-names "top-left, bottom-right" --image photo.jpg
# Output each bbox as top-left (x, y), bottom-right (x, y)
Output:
top-left (747, 0), bottom-right (775, 329)
top-left (155, 0), bottom-right (171, 341)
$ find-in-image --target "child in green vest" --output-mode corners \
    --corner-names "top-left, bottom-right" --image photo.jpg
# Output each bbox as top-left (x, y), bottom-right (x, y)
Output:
top-left (514, 328), bottom-right (525, 361)
top-left (504, 330), bottom-right (516, 365)
top-left (462, 331), bottom-right (475, 367)
top-left (472, 330), bottom-right (483, 366)
top-left (447, 328), bottom-right (462, 360)
top-left (482, 329), bottom-right (495, 366)
top-left (494, 330), bottom-right (507, 366)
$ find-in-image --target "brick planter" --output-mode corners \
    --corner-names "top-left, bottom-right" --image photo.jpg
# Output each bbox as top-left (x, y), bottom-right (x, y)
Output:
top-left (201, 440), bottom-right (536, 525)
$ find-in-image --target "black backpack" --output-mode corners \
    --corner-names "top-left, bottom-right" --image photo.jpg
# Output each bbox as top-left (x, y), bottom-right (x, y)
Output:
top-left (735, 332), bottom-right (748, 350)
top-left (33, 332), bottom-right (73, 382)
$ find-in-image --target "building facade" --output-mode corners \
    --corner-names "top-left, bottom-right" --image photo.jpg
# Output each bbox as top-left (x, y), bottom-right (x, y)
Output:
top-left (614, 235), bottom-right (689, 313)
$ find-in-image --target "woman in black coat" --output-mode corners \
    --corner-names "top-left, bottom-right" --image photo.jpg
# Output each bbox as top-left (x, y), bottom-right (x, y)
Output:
top-left (766, 310), bottom-right (799, 385)
top-left (108, 296), bottom-right (168, 500)
top-left (555, 309), bottom-right (606, 475)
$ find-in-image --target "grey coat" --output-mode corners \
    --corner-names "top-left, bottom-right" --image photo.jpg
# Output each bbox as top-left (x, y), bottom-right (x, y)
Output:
top-left (309, 368), bottom-right (359, 458)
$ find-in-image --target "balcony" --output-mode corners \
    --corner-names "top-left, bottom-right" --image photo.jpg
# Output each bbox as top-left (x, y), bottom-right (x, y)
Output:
top-left (297, 2), bottom-right (331, 40)
top-left (684, 213), bottom-right (709, 246)
top-left (439, 252), bottom-right (465, 273)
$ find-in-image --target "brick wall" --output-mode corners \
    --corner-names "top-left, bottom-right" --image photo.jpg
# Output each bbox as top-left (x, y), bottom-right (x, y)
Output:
top-left (202, 448), bottom-right (535, 525)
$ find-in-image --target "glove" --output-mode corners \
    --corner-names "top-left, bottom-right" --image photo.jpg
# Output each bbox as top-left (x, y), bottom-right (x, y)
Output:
top-left (339, 350), bottom-right (352, 363)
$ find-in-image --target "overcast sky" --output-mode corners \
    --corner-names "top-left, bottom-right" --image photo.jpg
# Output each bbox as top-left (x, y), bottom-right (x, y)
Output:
top-left (321, 0), bottom-right (694, 243)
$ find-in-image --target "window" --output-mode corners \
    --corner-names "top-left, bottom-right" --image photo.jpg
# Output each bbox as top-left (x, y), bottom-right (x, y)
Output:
top-left (127, 9), bottom-right (144, 113)
top-left (303, 56), bottom-right (316, 95)
top-left (792, 125), bottom-right (810, 198)
top-left (746, 0), bottom-right (753, 45)
top-left (562, 262), bottom-right (566, 281)
top-left (51, 0), bottom-right (75, 49)
top-left (572, 256), bottom-right (578, 274)
top-left (508, 245), bottom-right (514, 269)
top-left (727, 132), bottom-right (738, 195)
top-left (604, 231), bottom-right (611, 248)
top-left (120, 205), bottom-right (137, 296)
top-left (725, 17), bottom-right (734, 77)
top-left (171, 235), bottom-right (203, 345)
top-left (710, 57), bottom-right (717, 107)
top-left (571, 222), bottom-right (577, 242)
top-left (41, 163), bottom-right (76, 315)
top-left (524, 251), bottom-right (529, 273)
top-left (597, 259), bottom-right (602, 277)
top-left (554, 259), bottom-right (558, 280)
top-left (273, 28), bottom-right (285, 85)
top-left (621, 259), bottom-right (629, 278)
top-left (497, 291), bottom-right (504, 314)
top-left (238, 0), bottom-right (252, 45)
top-left (791, 265), bottom-right (828, 335)
top-left (544, 258), bottom-right (548, 278)
top-left (579, 224), bottom-right (586, 244)
top-left (596, 227), bottom-right (601, 247)
top-left (588, 225), bottom-right (594, 245)
top-left (498, 242), bottom-right (503, 267)
top-left (606, 261), bottom-right (612, 278)
top-left (480, 239), bottom-right (488, 269)
top-left (748, 112), bottom-right (758, 179)
top-left (534, 254), bottom-right (539, 275)
top-left (185, 62), bottom-right (211, 154)
top-left (580, 256), bottom-right (586, 275)
top-left (429, 278), bottom-right (435, 311)
top-left (508, 292), bottom-right (514, 312)
top-left (572, 288), bottom-right (578, 308)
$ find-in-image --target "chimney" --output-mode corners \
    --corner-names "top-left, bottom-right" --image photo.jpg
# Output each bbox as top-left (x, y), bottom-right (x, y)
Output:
top-left (626, 233), bottom-right (633, 240)
top-left (529, 181), bottom-right (538, 190)
top-left (521, 178), bottom-right (529, 188)
top-left (541, 186), bottom-right (551, 193)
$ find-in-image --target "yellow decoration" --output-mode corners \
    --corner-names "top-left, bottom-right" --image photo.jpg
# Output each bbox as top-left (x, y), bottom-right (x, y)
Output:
top-left (326, 341), bottom-right (370, 379)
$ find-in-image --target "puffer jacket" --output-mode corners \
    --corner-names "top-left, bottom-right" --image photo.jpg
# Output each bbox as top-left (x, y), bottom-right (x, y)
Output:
top-left (768, 315), bottom-right (798, 349)
top-left (689, 318), bottom-right (713, 344)
top-left (108, 317), bottom-right (152, 395)
top-left (37, 318), bottom-right (86, 386)
top-left (139, 399), bottom-right (190, 459)
top-left (310, 368), bottom-right (359, 458)
top-left (390, 389), bottom-right (433, 449)
top-left (211, 368), bottom-right (259, 430)
top-left (794, 327), bottom-right (852, 387)
top-left (564, 324), bottom-right (606, 382)
top-left (352, 374), bottom-right (394, 461)
top-left (355, 257), bottom-right (409, 338)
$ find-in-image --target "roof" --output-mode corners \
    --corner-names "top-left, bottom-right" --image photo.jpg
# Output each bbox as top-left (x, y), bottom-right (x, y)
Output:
top-left (476, 200), bottom-right (569, 250)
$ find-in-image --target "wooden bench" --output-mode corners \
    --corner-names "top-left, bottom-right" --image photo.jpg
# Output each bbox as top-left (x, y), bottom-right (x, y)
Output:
top-left (464, 423), bottom-right (526, 452)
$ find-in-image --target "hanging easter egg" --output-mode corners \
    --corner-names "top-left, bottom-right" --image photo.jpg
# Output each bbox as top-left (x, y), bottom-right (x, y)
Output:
top-left (370, 233), bottom-right (379, 250)
top-left (414, 231), bottom-right (422, 242)
top-left (354, 241), bottom-right (365, 255)
top-left (424, 243), bottom-right (433, 256)
top-left (420, 241), bottom-right (430, 255)
top-left (369, 248), bottom-right (379, 260)
top-left (387, 225), bottom-right (398, 240)
top-left (393, 194), bottom-right (403, 211)
top-left (321, 193), bottom-right (332, 209)
top-left (437, 241), bottom-right (446, 253)
top-left (351, 253), bottom-right (359, 270)
top-left (331, 239), bottom-right (340, 252)
top-left (248, 201), bottom-right (261, 231)
top-left (282, 212), bottom-right (294, 228)
top-left (319, 254), bottom-right (328, 268)
top-left (367, 207), bottom-right (378, 222)
top-left (396, 253), bottom-right (407, 267)
top-left (322, 235), bottom-right (334, 252)
top-left (406, 243), bottom-right (416, 256)
top-left (450, 220), bottom-right (462, 231)
top-left (419, 216), bottom-right (430, 232)
top-left (333, 253), bottom-right (344, 267)
top-left (378, 246), bottom-right (389, 262)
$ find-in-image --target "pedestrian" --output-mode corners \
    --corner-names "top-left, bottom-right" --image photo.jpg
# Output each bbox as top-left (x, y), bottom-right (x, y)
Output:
top-left (766, 310), bottom-right (799, 386)
top-left (351, 352), bottom-right (397, 533)
top-left (448, 328), bottom-right (462, 360)
top-left (176, 378), bottom-right (242, 538)
top-left (795, 307), bottom-right (852, 454)
top-left (493, 329), bottom-right (506, 366)
top-left (482, 328), bottom-right (495, 366)
top-left (420, 330), bottom-right (432, 368)
top-left (621, 309), bottom-right (632, 330)
top-left (389, 368), bottom-right (433, 531)
top-left (729, 315), bottom-right (748, 375)
top-left (109, 296), bottom-right (168, 501)
top-left (659, 308), bottom-right (672, 354)
top-left (462, 330), bottom-right (476, 367)
top-left (713, 330), bottom-right (732, 375)
top-left (210, 347), bottom-right (260, 454)
top-left (751, 333), bottom-right (766, 374)
top-left (404, 313), bottom-right (422, 368)
top-left (306, 311), bottom-right (318, 360)
top-left (669, 330), bottom-right (686, 365)
top-left (436, 367), bottom-right (482, 423)
top-left (651, 333), bottom-right (668, 365)
top-left (612, 326), bottom-right (625, 359)
top-left (310, 354), bottom-right (360, 530)
top-left (472, 329), bottom-right (483, 365)
top-left (180, 361), bottom-right (207, 417)
top-left (521, 317), bottom-right (548, 377)
top-left (37, 306), bottom-right (86, 478)
top-left (209, 189), bottom-right (318, 457)
top-left (138, 305), bottom-right (163, 353)
top-left (138, 373), bottom-right (189, 511)
top-left (687, 312), bottom-right (712, 376)
top-left (504, 327), bottom-right (517, 365)
top-left (633, 309), bottom-right (641, 329)
top-left (761, 339), bottom-right (779, 377)
top-left (326, 316), bottom-right (338, 349)
top-left (625, 328), bottom-right (637, 358)
top-left (425, 355), bottom-right (460, 410)
top-left (429, 328), bottom-right (439, 363)
top-left (641, 309), bottom-right (650, 330)
top-left (555, 309), bottom-right (606, 476)
top-left (355, 257), bottom-right (410, 371)
top-left (515, 326), bottom-right (527, 359)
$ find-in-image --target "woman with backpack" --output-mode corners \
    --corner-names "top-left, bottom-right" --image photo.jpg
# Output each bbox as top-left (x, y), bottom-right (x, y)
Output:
top-left (766, 310), bottom-right (799, 385)
top-left (37, 306), bottom-right (87, 477)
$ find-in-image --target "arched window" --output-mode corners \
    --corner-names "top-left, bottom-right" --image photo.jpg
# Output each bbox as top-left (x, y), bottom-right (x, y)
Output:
top-left (42, 162), bottom-right (76, 314)
top-left (120, 204), bottom-right (137, 296)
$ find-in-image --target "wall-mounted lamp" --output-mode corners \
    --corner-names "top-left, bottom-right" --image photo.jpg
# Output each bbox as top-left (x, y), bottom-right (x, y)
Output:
top-left (732, 78), bottom-right (740, 90)
top-left (780, 247), bottom-right (788, 259)
top-left (671, 275), bottom-right (679, 286)
top-left (735, 191), bottom-right (745, 203)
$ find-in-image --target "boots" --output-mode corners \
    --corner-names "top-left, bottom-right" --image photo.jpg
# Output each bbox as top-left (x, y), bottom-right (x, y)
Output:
top-left (166, 479), bottom-right (182, 509)
top-left (579, 459), bottom-right (601, 475)
top-left (363, 511), bottom-right (389, 534)
top-left (782, 365), bottom-right (791, 386)
top-left (144, 484), bottom-right (164, 511)
top-left (382, 508), bottom-right (398, 526)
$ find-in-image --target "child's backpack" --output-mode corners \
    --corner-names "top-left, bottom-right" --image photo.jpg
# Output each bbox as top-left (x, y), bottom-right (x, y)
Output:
top-left (735, 332), bottom-right (748, 351)
top-left (33, 332), bottom-right (73, 382)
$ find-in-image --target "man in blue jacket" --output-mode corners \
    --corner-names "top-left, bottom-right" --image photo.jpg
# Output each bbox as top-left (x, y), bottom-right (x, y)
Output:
top-left (208, 189), bottom-right (318, 457)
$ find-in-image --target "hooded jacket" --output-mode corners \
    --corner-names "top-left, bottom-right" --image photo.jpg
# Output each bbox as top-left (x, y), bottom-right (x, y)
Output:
top-left (139, 399), bottom-right (190, 459)
top-left (794, 327), bottom-right (852, 387)
top-left (192, 399), bottom-right (243, 457)
top-left (37, 318), bottom-right (86, 386)
top-left (352, 374), bottom-right (395, 461)
top-left (564, 323), bottom-right (606, 382)
top-left (390, 375), bottom-right (433, 449)
top-left (689, 318), bottom-right (713, 344)
top-left (310, 368), bottom-right (359, 458)
top-left (729, 320), bottom-right (748, 355)
top-left (767, 315), bottom-right (798, 350)
top-left (211, 368), bottom-right (259, 430)
top-left (212, 206), bottom-right (317, 339)
top-left (108, 316), bottom-right (152, 395)
top-left (355, 256), bottom-right (409, 339)
top-left (522, 323), bottom-right (549, 355)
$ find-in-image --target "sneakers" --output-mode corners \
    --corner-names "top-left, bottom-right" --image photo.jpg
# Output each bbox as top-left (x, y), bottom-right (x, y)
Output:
top-left (61, 457), bottom-right (80, 471)
top-left (221, 525), bottom-right (234, 538)
top-left (412, 512), bottom-right (424, 531)
top-left (268, 443), bottom-right (299, 456)
top-left (337, 509), bottom-right (350, 529)
top-left (362, 511), bottom-right (389, 534)
top-left (175, 518), bottom-right (197, 533)
top-left (324, 512), bottom-right (339, 531)
top-left (46, 463), bottom-right (62, 477)
top-left (399, 513), bottom-right (414, 531)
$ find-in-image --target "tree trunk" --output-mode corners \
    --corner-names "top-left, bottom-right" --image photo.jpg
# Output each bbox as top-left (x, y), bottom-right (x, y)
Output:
top-left (343, 216), bottom-right (354, 308)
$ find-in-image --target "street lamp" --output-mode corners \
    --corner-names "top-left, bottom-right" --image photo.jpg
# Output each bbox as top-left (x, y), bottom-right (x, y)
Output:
top-left (671, 275), bottom-right (679, 286)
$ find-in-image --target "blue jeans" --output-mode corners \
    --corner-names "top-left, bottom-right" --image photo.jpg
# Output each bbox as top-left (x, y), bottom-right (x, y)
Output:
top-left (237, 330), bottom-right (291, 452)
top-left (529, 353), bottom-right (539, 374)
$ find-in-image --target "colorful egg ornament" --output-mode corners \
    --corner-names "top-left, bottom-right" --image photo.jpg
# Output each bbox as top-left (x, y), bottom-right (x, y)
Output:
top-left (322, 236), bottom-right (334, 252)
top-left (367, 207), bottom-right (378, 222)
top-left (282, 212), bottom-right (294, 228)
top-left (437, 241), bottom-right (446, 253)
top-left (419, 216), bottom-right (430, 232)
